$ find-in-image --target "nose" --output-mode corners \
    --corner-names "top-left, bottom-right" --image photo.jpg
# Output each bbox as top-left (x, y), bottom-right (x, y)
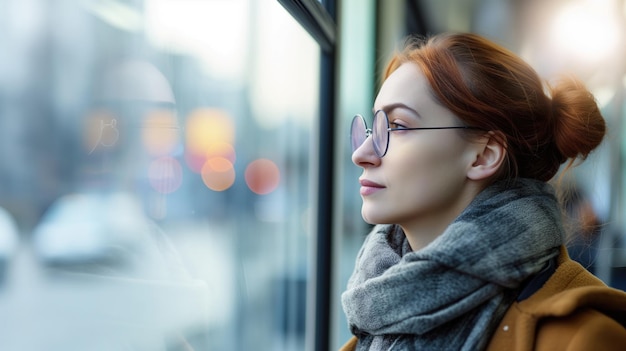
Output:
top-left (352, 135), bottom-right (381, 168)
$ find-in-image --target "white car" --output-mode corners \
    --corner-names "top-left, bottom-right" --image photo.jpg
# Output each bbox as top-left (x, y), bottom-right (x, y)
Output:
top-left (32, 192), bottom-right (149, 266)
top-left (26, 192), bottom-right (214, 350)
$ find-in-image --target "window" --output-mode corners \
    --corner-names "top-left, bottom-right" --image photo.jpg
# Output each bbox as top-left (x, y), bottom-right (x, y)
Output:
top-left (0, 1), bottom-right (320, 350)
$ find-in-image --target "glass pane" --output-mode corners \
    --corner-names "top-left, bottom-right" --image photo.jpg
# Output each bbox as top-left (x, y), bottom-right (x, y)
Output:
top-left (0, 1), bottom-right (319, 350)
top-left (334, 0), bottom-right (376, 349)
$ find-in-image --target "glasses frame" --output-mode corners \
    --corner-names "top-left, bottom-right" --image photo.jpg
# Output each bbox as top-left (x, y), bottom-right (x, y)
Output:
top-left (351, 110), bottom-right (484, 158)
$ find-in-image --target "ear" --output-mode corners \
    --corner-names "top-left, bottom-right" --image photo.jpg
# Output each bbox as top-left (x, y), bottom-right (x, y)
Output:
top-left (467, 131), bottom-right (506, 181)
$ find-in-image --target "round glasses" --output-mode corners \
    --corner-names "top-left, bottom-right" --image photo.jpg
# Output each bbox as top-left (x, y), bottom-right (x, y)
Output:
top-left (350, 110), bottom-right (483, 158)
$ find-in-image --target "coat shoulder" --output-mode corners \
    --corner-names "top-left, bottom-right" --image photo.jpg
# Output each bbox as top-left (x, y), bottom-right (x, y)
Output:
top-left (339, 336), bottom-right (358, 351)
top-left (536, 308), bottom-right (626, 351)
top-left (487, 249), bottom-right (626, 351)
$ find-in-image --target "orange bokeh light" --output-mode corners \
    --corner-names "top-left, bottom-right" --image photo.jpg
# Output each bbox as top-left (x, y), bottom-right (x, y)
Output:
top-left (206, 141), bottom-right (236, 163)
top-left (185, 108), bottom-right (236, 173)
top-left (201, 157), bottom-right (235, 191)
top-left (245, 159), bottom-right (280, 195)
top-left (142, 109), bottom-right (180, 156)
top-left (186, 108), bottom-right (235, 153)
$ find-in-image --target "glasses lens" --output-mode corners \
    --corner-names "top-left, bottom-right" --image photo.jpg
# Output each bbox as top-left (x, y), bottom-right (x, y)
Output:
top-left (373, 110), bottom-right (389, 157)
top-left (350, 115), bottom-right (367, 152)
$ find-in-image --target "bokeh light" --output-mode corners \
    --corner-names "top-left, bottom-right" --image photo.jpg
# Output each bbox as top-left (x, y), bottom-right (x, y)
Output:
top-left (185, 150), bottom-right (207, 174)
top-left (83, 108), bottom-right (119, 154)
top-left (549, 1), bottom-right (621, 64)
top-left (206, 141), bottom-right (236, 163)
top-left (201, 157), bottom-right (235, 191)
top-left (245, 159), bottom-right (280, 195)
top-left (142, 109), bottom-right (180, 156)
top-left (185, 108), bottom-right (236, 173)
top-left (186, 108), bottom-right (235, 152)
top-left (148, 156), bottom-right (183, 194)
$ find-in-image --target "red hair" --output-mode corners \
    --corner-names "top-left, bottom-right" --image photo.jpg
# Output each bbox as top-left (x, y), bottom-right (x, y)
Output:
top-left (384, 33), bottom-right (606, 182)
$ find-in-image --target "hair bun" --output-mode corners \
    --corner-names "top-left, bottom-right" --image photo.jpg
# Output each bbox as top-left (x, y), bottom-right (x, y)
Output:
top-left (549, 76), bottom-right (606, 162)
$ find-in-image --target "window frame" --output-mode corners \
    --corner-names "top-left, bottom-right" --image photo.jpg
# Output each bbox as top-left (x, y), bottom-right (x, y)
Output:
top-left (276, 1), bottom-right (337, 351)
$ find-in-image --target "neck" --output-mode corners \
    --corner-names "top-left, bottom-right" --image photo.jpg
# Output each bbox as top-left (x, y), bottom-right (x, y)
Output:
top-left (401, 182), bottom-right (485, 251)
top-left (400, 214), bottom-right (458, 251)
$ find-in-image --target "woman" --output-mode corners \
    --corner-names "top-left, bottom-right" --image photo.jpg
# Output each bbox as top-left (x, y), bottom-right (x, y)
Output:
top-left (341, 32), bottom-right (626, 351)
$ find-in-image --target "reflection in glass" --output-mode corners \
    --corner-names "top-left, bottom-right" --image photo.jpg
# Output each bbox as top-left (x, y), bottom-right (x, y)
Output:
top-left (0, 0), bottom-right (318, 350)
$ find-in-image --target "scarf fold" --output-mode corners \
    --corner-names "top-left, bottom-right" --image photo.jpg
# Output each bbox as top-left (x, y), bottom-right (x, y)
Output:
top-left (341, 178), bottom-right (563, 351)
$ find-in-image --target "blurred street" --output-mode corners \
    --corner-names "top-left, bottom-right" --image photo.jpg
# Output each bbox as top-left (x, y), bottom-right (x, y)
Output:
top-left (0, 228), bottom-right (220, 351)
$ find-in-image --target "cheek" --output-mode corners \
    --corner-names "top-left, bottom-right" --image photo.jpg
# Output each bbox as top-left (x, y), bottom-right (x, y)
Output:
top-left (359, 137), bottom-right (473, 224)
top-left (397, 137), bottom-right (468, 176)
top-left (390, 139), bottom-right (471, 201)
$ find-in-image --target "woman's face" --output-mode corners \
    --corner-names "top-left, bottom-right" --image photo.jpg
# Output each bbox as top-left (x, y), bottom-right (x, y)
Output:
top-left (352, 62), bottom-right (481, 231)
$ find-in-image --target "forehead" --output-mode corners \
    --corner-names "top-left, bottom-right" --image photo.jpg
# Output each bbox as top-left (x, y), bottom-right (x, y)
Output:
top-left (374, 63), bottom-right (431, 111)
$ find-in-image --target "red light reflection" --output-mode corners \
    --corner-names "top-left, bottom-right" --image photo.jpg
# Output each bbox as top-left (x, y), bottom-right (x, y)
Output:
top-left (245, 159), bottom-right (280, 195)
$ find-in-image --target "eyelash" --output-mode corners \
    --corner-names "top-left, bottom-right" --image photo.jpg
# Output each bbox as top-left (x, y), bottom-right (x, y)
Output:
top-left (390, 121), bottom-right (408, 129)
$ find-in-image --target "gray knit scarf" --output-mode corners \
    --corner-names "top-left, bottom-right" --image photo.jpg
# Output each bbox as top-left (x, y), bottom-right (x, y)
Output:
top-left (341, 178), bottom-right (563, 350)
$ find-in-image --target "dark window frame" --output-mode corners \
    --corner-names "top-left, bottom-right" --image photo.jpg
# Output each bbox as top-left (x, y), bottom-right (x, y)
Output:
top-left (276, 1), bottom-right (337, 351)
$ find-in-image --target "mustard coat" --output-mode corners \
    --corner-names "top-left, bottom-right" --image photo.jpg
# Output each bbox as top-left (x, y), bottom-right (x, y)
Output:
top-left (486, 247), bottom-right (626, 351)
top-left (340, 247), bottom-right (626, 351)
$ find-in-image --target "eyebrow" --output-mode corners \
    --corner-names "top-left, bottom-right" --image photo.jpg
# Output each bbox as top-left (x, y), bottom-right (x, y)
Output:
top-left (373, 103), bottom-right (421, 118)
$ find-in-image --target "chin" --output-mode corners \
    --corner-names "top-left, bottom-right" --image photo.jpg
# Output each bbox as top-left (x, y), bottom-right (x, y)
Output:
top-left (360, 208), bottom-right (374, 224)
top-left (361, 207), bottom-right (388, 225)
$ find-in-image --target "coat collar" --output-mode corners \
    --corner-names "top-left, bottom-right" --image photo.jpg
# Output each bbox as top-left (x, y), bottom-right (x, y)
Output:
top-left (486, 246), bottom-right (626, 351)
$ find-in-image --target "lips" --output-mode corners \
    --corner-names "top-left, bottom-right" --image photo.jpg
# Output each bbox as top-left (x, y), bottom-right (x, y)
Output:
top-left (359, 178), bottom-right (385, 196)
